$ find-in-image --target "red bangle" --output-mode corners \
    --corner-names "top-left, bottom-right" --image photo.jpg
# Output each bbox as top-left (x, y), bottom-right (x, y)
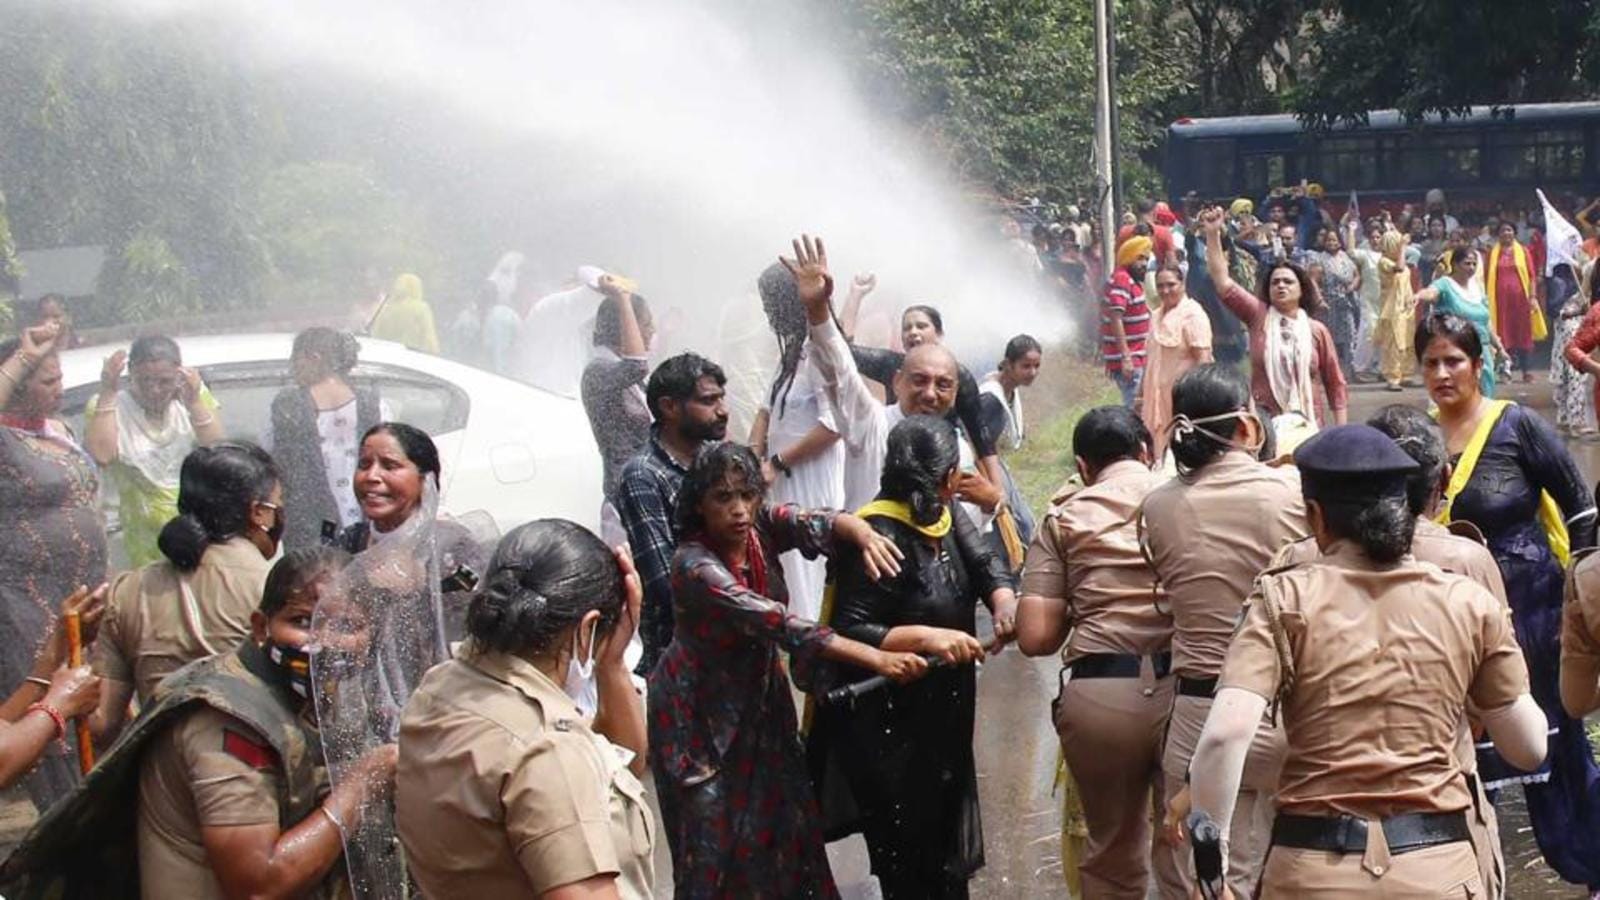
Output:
top-left (26, 702), bottom-right (65, 740)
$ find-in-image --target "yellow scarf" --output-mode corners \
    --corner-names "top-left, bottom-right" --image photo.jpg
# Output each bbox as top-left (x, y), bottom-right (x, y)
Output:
top-left (1437, 399), bottom-right (1569, 565)
top-left (1486, 242), bottom-right (1548, 341)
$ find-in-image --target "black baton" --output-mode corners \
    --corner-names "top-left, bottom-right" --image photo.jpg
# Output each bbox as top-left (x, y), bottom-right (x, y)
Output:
top-left (822, 655), bottom-right (946, 706)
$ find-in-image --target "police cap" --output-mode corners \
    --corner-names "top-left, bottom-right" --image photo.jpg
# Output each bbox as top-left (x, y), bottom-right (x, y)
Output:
top-left (1293, 424), bottom-right (1420, 477)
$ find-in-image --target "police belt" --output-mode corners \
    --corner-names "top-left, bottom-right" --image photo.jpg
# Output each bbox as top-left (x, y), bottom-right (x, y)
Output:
top-left (1177, 675), bottom-right (1219, 698)
top-left (1066, 651), bottom-right (1172, 680)
top-left (1271, 811), bottom-right (1471, 856)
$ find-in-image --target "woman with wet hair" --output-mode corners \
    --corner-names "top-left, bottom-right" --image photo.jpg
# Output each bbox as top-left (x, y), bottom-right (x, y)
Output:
top-left (1417, 312), bottom-right (1600, 891)
top-left (398, 520), bottom-right (655, 899)
top-left (649, 441), bottom-right (924, 898)
top-left (809, 414), bottom-right (1017, 900)
top-left (749, 261), bottom-right (846, 620)
top-left (86, 333), bottom-right (225, 567)
top-left (1199, 207), bottom-right (1348, 426)
top-left (269, 327), bottom-right (384, 550)
top-left (1138, 363), bottom-right (1305, 897)
top-left (94, 442), bottom-right (284, 741)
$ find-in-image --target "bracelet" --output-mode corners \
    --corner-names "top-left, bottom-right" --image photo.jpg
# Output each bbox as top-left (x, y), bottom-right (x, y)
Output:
top-left (189, 413), bottom-right (216, 428)
top-left (25, 702), bottom-right (65, 740)
top-left (321, 804), bottom-right (350, 842)
top-left (23, 676), bottom-right (52, 692)
top-left (769, 454), bottom-right (792, 477)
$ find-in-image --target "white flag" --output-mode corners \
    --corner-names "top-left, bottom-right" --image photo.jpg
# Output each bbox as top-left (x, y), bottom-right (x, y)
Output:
top-left (1537, 189), bottom-right (1584, 276)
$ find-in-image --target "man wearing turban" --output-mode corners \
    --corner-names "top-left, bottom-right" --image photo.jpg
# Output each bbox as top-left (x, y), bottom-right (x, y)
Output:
top-left (1102, 235), bottom-right (1154, 407)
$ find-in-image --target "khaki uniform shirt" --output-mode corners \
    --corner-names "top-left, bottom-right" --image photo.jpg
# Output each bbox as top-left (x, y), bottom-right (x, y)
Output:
top-left (137, 706), bottom-right (286, 900)
top-left (1219, 544), bottom-right (1529, 819)
top-left (1274, 518), bottom-right (1508, 606)
top-left (98, 537), bottom-right (273, 701)
top-left (396, 648), bottom-right (654, 900)
top-left (1562, 551), bottom-right (1600, 712)
top-left (1139, 451), bottom-right (1308, 678)
top-left (1021, 460), bottom-right (1173, 658)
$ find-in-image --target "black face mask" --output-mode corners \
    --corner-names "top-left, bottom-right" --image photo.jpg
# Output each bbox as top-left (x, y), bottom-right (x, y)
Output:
top-left (266, 641), bottom-right (312, 698)
top-left (267, 507), bottom-right (287, 546)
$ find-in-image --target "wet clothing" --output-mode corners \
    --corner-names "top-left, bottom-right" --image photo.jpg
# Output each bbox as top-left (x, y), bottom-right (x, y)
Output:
top-left (764, 347), bottom-right (846, 621)
top-left (268, 384), bottom-right (382, 550)
top-left (649, 505), bottom-right (840, 899)
top-left (398, 647), bottom-right (655, 900)
top-left (1022, 463), bottom-right (1181, 899)
top-left (97, 536), bottom-right (273, 702)
top-left (616, 430), bottom-right (703, 675)
top-left (808, 505), bottom-right (1010, 899)
top-left (580, 346), bottom-right (651, 504)
top-left (1443, 402), bottom-right (1600, 888)
top-left (1219, 546), bottom-right (1529, 898)
top-left (0, 642), bottom-right (336, 900)
top-left (0, 422), bottom-right (105, 810)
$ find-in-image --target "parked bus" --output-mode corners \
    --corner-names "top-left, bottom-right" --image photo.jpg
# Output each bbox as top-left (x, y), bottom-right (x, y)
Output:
top-left (1164, 102), bottom-right (1600, 209)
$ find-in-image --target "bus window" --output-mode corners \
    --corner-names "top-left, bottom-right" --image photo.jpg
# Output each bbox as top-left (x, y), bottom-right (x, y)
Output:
top-left (1393, 132), bottom-right (1480, 185)
top-left (1242, 153), bottom-right (1286, 197)
top-left (1491, 128), bottom-right (1584, 181)
top-left (1193, 140), bottom-right (1236, 197)
top-left (1317, 136), bottom-right (1380, 189)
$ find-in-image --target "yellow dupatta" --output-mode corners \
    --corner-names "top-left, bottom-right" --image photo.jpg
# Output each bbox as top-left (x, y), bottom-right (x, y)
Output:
top-left (1437, 399), bottom-right (1569, 565)
top-left (1486, 242), bottom-right (1548, 341)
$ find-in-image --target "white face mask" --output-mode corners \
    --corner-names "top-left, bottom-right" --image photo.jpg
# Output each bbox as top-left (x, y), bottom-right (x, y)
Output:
top-left (564, 618), bottom-right (601, 718)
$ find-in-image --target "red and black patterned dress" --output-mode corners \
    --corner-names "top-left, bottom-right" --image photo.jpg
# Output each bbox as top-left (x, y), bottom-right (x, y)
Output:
top-left (647, 504), bottom-right (841, 899)
top-left (0, 422), bottom-right (106, 810)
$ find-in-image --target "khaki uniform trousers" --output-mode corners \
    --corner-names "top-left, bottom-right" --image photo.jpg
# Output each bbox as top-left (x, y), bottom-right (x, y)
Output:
top-left (1260, 838), bottom-right (1481, 899)
top-left (1162, 693), bottom-right (1285, 900)
top-left (1054, 661), bottom-right (1184, 900)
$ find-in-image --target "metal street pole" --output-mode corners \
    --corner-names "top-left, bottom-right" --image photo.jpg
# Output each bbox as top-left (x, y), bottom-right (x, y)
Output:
top-left (1092, 0), bottom-right (1118, 269)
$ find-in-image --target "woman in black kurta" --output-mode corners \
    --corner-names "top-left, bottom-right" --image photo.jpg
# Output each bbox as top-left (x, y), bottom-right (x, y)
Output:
top-left (810, 414), bottom-right (1016, 900)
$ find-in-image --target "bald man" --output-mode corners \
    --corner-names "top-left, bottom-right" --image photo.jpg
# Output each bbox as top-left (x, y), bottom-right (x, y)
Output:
top-left (784, 235), bottom-right (1003, 524)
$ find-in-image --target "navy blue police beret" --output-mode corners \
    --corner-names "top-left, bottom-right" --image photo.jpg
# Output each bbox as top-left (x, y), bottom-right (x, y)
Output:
top-left (1293, 424), bottom-right (1420, 476)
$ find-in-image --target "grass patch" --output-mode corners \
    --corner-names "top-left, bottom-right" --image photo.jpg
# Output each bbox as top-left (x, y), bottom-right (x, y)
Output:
top-left (1002, 351), bottom-right (1120, 513)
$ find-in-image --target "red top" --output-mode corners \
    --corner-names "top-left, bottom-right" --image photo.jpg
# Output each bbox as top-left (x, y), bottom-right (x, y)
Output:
top-left (1101, 269), bottom-right (1151, 374)
top-left (1564, 303), bottom-right (1600, 415)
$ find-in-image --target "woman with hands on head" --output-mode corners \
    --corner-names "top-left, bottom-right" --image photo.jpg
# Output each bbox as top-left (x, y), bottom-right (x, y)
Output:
top-left (807, 413), bottom-right (1018, 900)
top-left (398, 522), bottom-right (655, 900)
top-left (86, 335), bottom-right (225, 567)
top-left (0, 321), bottom-right (109, 810)
top-left (649, 440), bottom-right (925, 899)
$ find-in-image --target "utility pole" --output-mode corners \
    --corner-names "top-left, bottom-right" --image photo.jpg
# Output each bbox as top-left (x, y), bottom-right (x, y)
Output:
top-left (1092, 0), bottom-right (1119, 269)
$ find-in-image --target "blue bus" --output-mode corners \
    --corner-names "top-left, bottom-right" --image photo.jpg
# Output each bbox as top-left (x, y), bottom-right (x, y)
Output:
top-left (1164, 102), bottom-right (1600, 206)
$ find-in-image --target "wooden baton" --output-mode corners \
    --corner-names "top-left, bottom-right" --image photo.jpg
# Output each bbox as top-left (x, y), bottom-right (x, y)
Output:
top-left (64, 611), bottom-right (94, 774)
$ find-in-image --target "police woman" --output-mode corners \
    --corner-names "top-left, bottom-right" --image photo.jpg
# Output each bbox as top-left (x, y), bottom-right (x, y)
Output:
top-left (1138, 363), bottom-right (1305, 897)
top-left (397, 520), bottom-right (655, 900)
top-left (0, 547), bottom-right (397, 900)
top-left (1189, 425), bottom-right (1548, 898)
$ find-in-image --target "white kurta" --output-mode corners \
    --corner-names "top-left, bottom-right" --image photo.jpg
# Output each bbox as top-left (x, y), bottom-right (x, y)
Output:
top-left (764, 347), bottom-right (846, 620)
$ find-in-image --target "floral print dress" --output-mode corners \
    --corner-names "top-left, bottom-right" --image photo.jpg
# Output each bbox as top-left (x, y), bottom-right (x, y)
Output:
top-left (647, 504), bottom-right (841, 900)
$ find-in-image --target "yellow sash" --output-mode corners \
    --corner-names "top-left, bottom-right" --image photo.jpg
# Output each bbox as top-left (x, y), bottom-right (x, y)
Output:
top-left (1486, 242), bottom-right (1548, 341)
top-left (1437, 399), bottom-right (1569, 565)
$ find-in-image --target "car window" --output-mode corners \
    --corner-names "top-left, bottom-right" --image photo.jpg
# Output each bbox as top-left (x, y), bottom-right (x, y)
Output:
top-left (363, 365), bottom-right (469, 433)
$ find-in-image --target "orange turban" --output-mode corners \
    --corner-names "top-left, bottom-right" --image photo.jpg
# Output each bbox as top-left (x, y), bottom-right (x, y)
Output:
top-left (1115, 235), bottom-right (1153, 269)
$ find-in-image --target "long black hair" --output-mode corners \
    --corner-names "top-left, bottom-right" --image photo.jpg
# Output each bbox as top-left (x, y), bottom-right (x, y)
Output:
top-left (674, 441), bottom-right (765, 537)
top-left (1169, 364), bottom-right (1254, 475)
top-left (158, 442), bottom-right (280, 571)
top-left (881, 414), bottom-right (960, 527)
top-left (758, 262), bottom-right (807, 416)
top-left (362, 422), bottom-right (441, 482)
top-left (466, 519), bottom-right (623, 655)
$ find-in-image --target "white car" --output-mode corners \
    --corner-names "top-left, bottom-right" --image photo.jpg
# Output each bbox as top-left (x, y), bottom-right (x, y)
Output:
top-left (58, 334), bottom-right (604, 550)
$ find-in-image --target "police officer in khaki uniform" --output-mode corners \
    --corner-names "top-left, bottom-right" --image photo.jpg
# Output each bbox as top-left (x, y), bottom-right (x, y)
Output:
top-left (1269, 405), bottom-right (1509, 898)
top-left (1018, 406), bottom-right (1182, 899)
top-left (1562, 550), bottom-right (1600, 717)
top-left (397, 519), bottom-right (654, 900)
top-left (0, 547), bottom-right (393, 900)
top-left (1139, 365), bottom-right (1303, 897)
top-left (94, 443), bottom-right (285, 740)
top-left (1190, 425), bottom-right (1548, 899)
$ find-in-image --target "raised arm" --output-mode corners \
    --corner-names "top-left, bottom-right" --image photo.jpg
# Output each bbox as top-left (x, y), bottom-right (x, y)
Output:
top-left (1200, 208), bottom-right (1242, 300)
top-left (838, 273), bottom-right (876, 340)
top-left (783, 235), bottom-right (887, 452)
top-left (85, 350), bottom-right (127, 465)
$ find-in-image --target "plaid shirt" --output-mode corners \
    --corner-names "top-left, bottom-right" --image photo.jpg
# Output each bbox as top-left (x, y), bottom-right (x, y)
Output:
top-left (617, 429), bottom-right (696, 674)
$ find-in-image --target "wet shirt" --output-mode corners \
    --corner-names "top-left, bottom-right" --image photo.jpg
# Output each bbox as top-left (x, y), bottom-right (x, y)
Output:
top-left (137, 706), bottom-right (286, 900)
top-left (1220, 545), bottom-right (1529, 819)
top-left (397, 648), bottom-right (654, 900)
top-left (1139, 451), bottom-right (1308, 678)
top-left (98, 537), bottom-right (273, 701)
top-left (1021, 461), bottom-right (1172, 658)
